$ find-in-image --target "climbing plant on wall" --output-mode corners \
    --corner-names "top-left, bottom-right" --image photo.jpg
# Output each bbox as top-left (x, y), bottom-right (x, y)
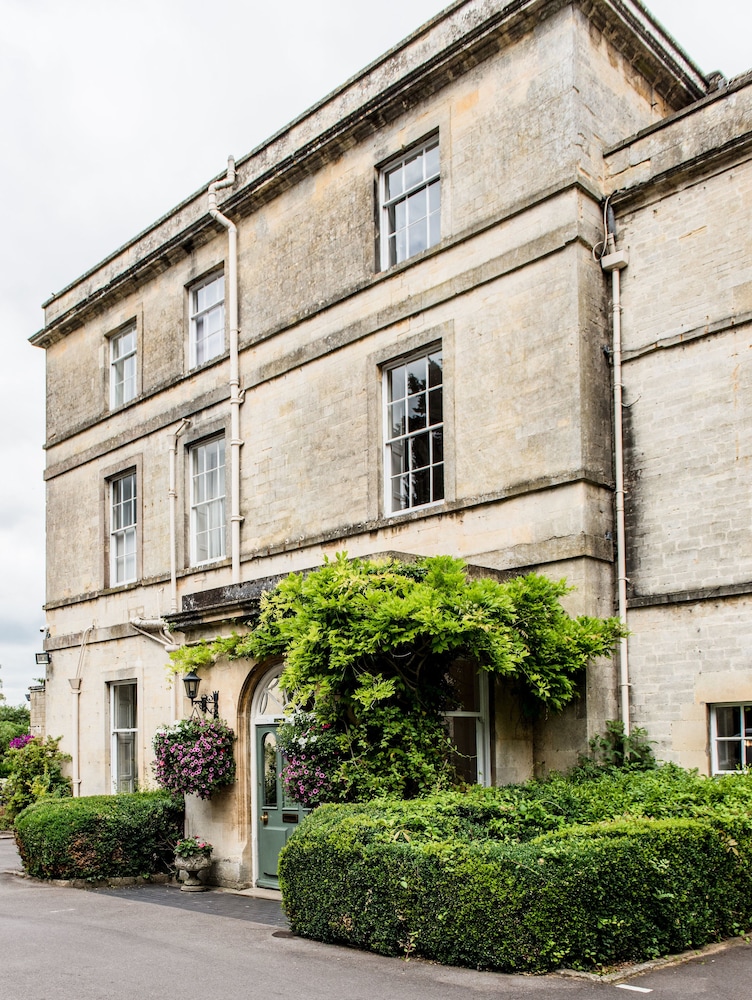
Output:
top-left (170, 554), bottom-right (625, 801)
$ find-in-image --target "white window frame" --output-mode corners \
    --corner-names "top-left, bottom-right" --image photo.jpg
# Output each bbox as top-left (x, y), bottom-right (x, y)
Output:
top-left (190, 436), bottom-right (226, 565)
top-left (110, 325), bottom-right (137, 408)
top-left (110, 471), bottom-right (137, 586)
top-left (710, 702), bottom-right (752, 774)
top-left (189, 271), bottom-right (225, 367)
top-left (110, 681), bottom-right (137, 793)
top-left (444, 670), bottom-right (491, 786)
top-left (379, 136), bottom-right (440, 270)
top-left (383, 347), bottom-right (444, 515)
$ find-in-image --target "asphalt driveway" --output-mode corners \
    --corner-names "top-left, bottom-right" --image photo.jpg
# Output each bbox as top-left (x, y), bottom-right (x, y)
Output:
top-left (2, 833), bottom-right (750, 1000)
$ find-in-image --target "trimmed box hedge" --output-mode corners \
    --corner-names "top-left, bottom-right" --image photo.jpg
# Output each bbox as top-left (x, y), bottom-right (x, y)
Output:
top-left (14, 791), bottom-right (183, 880)
top-left (279, 769), bottom-right (752, 972)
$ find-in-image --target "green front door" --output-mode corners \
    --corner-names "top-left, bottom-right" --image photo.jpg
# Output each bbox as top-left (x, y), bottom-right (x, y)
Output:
top-left (256, 724), bottom-right (307, 888)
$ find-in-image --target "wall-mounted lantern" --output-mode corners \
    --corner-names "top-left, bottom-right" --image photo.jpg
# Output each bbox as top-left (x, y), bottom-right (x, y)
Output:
top-left (182, 671), bottom-right (219, 719)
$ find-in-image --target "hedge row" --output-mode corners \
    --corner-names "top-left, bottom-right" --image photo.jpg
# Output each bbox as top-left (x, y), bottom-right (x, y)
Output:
top-left (14, 791), bottom-right (183, 880)
top-left (279, 769), bottom-right (752, 972)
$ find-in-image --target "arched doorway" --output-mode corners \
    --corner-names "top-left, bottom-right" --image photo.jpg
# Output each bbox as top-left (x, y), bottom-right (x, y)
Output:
top-left (250, 665), bottom-right (307, 889)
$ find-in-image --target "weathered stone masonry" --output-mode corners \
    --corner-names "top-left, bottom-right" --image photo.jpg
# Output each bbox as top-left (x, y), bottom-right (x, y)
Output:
top-left (31, 0), bottom-right (751, 886)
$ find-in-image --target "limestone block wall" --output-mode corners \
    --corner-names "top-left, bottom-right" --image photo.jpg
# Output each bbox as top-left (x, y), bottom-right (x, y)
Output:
top-left (606, 77), bottom-right (752, 770)
top-left (623, 323), bottom-right (752, 596)
top-left (627, 597), bottom-right (752, 770)
top-left (43, 627), bottom-right (177, 797)
top-left (29, 685), bottom-right (46, 739)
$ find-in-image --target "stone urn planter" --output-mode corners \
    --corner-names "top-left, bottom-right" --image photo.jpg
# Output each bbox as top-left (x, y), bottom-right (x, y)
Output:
top-left (177, 852), bottom-right (212, 891)
top-left (175, 839), bottom-right (214, 892)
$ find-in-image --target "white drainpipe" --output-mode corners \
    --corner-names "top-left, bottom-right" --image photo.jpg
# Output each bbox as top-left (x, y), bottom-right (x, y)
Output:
top-left (69, 624), bottom-right (94, 796)
top-left (601, 215), bottom-right (630, 735)
top-left (168, 417), bottom-right (191, 614)
top-left (208, 156), bottom-right (243, 584)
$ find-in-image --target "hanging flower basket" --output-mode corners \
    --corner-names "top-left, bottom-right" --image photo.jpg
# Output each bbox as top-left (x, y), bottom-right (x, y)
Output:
top-left (153, 718), bottom-right (236, 799)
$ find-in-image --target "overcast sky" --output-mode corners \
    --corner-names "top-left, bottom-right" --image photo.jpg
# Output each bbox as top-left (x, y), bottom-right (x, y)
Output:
top-left (1, 0), bottom-right (749, 707)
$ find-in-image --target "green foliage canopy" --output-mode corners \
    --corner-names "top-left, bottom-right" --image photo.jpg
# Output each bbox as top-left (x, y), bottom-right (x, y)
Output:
top-left (172, 555), bottom-right (625, 717)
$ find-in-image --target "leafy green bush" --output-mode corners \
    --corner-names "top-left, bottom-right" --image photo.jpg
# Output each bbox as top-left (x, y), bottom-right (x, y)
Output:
top-left (279, 768), bottom-right (752, 972)
top-left (573, 720), bottom-right (657, 776)
top-left (0, 736), bottom-right (71, 820)
top-left (277, 707), bottom-right (455, 807)
top-left (14, 791), bottom-right (184, 880)
top-left (0, 705), bottom-right (31, 779)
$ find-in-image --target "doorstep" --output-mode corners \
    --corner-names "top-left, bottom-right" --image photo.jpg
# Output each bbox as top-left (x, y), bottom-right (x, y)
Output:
top-left (213, 885), bottom-right (282, 901)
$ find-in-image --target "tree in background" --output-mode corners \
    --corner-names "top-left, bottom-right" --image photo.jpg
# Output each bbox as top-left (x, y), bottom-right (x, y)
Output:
top-left (1, 736), bottom-right (71, 821)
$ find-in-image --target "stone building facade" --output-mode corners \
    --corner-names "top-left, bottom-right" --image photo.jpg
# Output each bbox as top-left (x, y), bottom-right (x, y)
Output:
top-left (31, 0), bottom-right (751, 887)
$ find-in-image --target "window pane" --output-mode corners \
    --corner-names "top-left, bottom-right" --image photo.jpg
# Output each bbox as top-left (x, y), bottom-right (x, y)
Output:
top-left (262, 732), bottom-right (278, 807)
top-left (391, 440), bottom-right (407, 477)
top-left (424, 143), bottom-right (440, 177)
top-left (447, 660), bottom-right (480, 711)
top-left (115, 684), bottom-right (136, 730)
top-left (406, 358), bottom-right (427, 394)
top-left (432, 429), bottom-right (444, 463)
top-left (428, 352), bottom-right (443, 386)
top-left (408, 218), bottom-right (428, 257)
top-left (393, 200), bottom-right (407, 233)
top-left (716, 706), bottom-right (741, 738)
top-left (389, 400), bottom-right (406, 439)
top-left (407, 187), bottom-right (427, 223)
top-left (433, 463), bottom-right (445, 501)
top-left (385, 164), bottom-right (403, 199)
top-left (404, 150), bottom-right (423, 190)
top-left (392, 474), bottom-right (409, 511)
top-left (412, 468), bottom-right (430, 506)
top-left (429, 209), bottom-right (441, 249)
top-left (445, 716), bottom-right (478, 785)
top-left (427, 180), bottom-right (441, 213)
top-left (410, 433), bottom-right (430, 471)
top-left (428, 387), bottom-right (443, 425)
top-left (388, 365), bottom-right (406, 402)
top-left (395, 228), bottom-right (407, 263)
top-left (408, 394), bottom-right (427, 432)
top-left (258, 674), bottom-right (288, 716)
top-left (718, 740), bottom-right (742, 771)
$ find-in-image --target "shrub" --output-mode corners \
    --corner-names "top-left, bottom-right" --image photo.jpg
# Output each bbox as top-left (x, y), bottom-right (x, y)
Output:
top-left (0, 736), bottom-right (71, 820)
top-left (279, 768), bottom-right (752, 972)
top-left (276, 707), bottom-right (456, 806)
top-left (573, 720), bottom-right (657, 777)
top-left (14, 791), bottom-right (184, 880)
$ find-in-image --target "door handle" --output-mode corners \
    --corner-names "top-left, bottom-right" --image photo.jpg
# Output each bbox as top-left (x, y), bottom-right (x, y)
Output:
top-left (261, 811), bottom-right (269, 825)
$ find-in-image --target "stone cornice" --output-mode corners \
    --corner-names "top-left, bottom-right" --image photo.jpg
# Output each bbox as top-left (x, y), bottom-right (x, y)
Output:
top-left (31, 0), bottom-right (707, 351)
